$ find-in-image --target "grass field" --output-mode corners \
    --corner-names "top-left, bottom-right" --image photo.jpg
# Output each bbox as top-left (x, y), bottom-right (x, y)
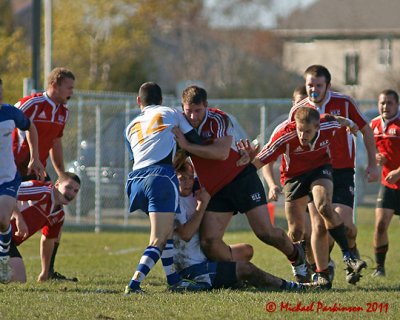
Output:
top-left (1, 206), bottom-right (399, 320)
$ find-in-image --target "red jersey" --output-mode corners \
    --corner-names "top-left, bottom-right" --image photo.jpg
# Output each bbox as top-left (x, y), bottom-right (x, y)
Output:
top-left (257, 115), bottom-right (340, 183)
top-left (11, 180), bottom-right (64, 246)
top-left (289, 91), bottom-right (367, 169)
top-left (190, 108), bottom-right (246, 196)
top-left (370, 114), bottom-right (400, 190)
top-left (12, 92), bottom-right (69, 175)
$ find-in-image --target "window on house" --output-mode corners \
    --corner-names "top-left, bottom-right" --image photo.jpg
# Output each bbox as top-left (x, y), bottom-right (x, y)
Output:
top-left (379, 38), bottom-right (392, 66)
top-left (345, 53), bottom-right (359, 85)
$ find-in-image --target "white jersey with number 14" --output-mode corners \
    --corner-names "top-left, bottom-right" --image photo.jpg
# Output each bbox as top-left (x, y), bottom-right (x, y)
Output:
top-left (125, 105), bottom-right (193, 170)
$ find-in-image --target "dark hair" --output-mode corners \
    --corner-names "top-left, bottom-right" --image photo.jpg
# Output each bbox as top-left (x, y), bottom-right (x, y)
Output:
top-left (304, 65), bottom-right (331, 85)
top-left (59, 172), bottom-right (81, 185)
top-left (294, 107), bottom-right (320, 124)
top-left (292, 85), bottom-right (307, 100)
top-left (48, 67), bottom-right (75, 86)
top-left (181, 85), bottom-right (207, 105)
top-left (139, 82), bottom-right (162, 106)
top-left (380, 89), bottom-right (399, 104)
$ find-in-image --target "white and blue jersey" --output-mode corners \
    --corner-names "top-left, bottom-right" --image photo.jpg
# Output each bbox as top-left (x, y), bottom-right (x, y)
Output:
top-left (125, 105), bottom-right (193, 171)
top-left (173, 195), bottom-right (213, 286)
top-left (125, 105), bottom-right (192, 214)
top-left (0, 104), bottom-right (30, 186)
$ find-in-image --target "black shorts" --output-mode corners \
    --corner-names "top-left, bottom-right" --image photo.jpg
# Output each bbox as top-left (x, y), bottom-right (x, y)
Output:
top-left (284, 164), bottom-right (333, 201)
top-left (207, 164), bottom-right (267, 214)
top-left (376, 184), bottom-right (400, 215)
top-left (9, 241), bottom-right (22, 258)
top-left (332, 168), bottom-right (355, 208)
top-left (213, 261), bottom-right (239, 289)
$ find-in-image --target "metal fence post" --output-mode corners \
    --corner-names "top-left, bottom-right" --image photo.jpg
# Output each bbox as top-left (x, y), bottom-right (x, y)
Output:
top-left (95, 104), bottom-right (102, 232)
top-left (124, 100), bottom-right (130, 226)
top-left (75, 97), bottom-right (83, 223)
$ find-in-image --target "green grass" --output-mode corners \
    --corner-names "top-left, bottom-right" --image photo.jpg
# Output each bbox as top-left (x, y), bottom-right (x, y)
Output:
top-left (1, 206), bottom-right (400, 320)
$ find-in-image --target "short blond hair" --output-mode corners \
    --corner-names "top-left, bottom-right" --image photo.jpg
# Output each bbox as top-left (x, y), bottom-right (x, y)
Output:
top-left (294, 107), bottom-right (320, 125)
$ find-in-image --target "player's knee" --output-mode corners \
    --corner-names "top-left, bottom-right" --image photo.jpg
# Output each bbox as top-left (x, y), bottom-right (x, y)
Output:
top-left (288, 228), bottom-right (304, 242)
top-left (200, 238), bottom-right (219, 257)
top-left (232, 244), bottom-right (254, 262)
top-left (316, 201), bottom-right (333, 219)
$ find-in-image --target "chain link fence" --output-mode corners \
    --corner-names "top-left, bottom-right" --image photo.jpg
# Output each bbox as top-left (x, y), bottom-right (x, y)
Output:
top-left (57, 91), bottom-right (378, 231)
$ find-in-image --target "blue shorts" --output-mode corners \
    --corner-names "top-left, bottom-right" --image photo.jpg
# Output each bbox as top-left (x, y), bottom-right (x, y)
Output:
top-left (178, 261), bottom-right (239, 289)
top-left (126, 164), bottom-right (180, 214)
top-left (0, 174), bottom-right (21, 198)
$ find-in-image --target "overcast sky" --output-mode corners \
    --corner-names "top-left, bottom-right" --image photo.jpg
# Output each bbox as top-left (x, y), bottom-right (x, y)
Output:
top-left (205, 0), bottom-right (317, 28)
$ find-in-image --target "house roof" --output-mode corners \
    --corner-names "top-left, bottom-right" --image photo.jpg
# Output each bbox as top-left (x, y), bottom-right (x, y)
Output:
top-left (277, 0), bottom-right (400, 31)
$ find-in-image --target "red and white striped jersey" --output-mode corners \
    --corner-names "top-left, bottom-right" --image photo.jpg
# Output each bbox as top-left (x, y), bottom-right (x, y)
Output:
top-left (289, 91), bottom-right (367, 169)
top-left (190, 108), bottom-right (245, 196)
top-left (257, 115), bottom-right (340, 183)
top-left (11, 180), bottom-right (64, 245)
top-left (12, 92), bottom-right (69, 175)
top-left (370, 114), bottom-right (400, 190)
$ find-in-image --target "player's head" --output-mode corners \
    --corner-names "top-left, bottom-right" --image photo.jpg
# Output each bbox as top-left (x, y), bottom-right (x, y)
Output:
top-left (303, 65), bottom-right (331, 105)
top-left (137, 82), bottom-right (162, 108)
top-left (55, 172), bottom-right (81, 205)
top-left (47, 67), bottom-right (75, 104)
top-left (175, 160), bottom-right (195, 197)
top-left (378, 89), bottom-right (399, 121)
top-left (294, 107), bottom-right (320, 146)
top-left (181, 85), bottom-right (208, 129)
top-left (292, 85), bottom-right (307, 105)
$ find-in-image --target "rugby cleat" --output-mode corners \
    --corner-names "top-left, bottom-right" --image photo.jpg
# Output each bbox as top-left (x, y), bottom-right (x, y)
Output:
top-left (371, 266), bottom-right (385, 277)
top-left (291, 241), bottom-right (309, 283)
top-left (344, 256), bottom-right (367, 274)
top-left (124, 285), bottom-right (145, 295)
top-left (284, 280), bottom-right (320, 291)
top-left (49, 271), bottom-right (78, 282)
top-left (313, 272), bottom-right (332, 290)
top-left (0, 256), bottom-right (12, 284)
top-left (327, 259), bottom-right (336, 283)
top-left (168, 278), bottom-right (209, 292)
top-left (344, 256), bottom-right (367, 285)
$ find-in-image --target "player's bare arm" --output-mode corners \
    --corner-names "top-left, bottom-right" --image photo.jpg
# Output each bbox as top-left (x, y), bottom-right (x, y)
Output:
top-left (49, 137), bottom-right (66, 178)
top-left (262, 162), bottom-right (282, 202)
top-left (384, 167), bottom-right (400, 184)
top-left (25, 122), bottom-right (46, 180)
top-left (333, 116), bottom-right (359, 136)
top-left (175, 187), bottom-right (210, 242)
top-left (11, 208), bottom-right (28, 240)
top-left (173, 126), bottom-right (232, 160)
top-left (38, 236), bottom-right (56, 282)
top-left (360, 124), bottom-right (379, 182)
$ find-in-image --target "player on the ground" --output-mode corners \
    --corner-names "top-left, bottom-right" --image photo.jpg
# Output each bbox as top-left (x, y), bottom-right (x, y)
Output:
top-left (9, 173), bottom-right (80, 282)
top-left (370, 89), bottom-right (400, 277)
top-left (0, 103), bottom-right (44, 283)
top-left (252, 106), bottom-right (367, 289)
top-left (12, 67), bottom-right (75, 281)
top-left (124, 82), bottom-right (204, 294)
top-left (288, 65), bottom-right (378, 284)
top-left (173, 85), bottom-right (306, 279)
top-left (173, 160), bottom-right (317, 291)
